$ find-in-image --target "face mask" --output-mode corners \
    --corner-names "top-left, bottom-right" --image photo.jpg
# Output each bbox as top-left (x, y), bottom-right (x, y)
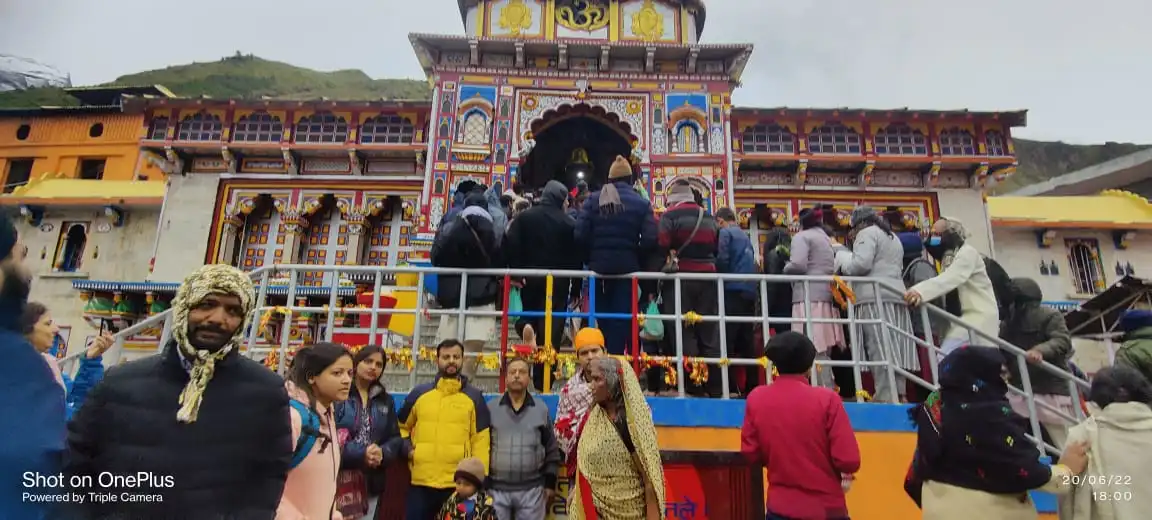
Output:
top-left (926, 236), bottom-right (942, 247)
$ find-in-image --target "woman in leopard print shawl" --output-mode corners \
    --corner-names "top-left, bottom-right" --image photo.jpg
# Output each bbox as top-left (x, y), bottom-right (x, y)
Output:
top-left (569, 356), bottom-right (665, 520)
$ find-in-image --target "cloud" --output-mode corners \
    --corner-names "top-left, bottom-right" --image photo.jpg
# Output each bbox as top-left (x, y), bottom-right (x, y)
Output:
top-left (0, 0), bottom-right (1146, 144)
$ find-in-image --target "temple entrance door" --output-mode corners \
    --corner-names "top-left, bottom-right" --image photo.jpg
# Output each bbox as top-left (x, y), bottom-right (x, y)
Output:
top-left (519, 106), bottom-right (634, 191)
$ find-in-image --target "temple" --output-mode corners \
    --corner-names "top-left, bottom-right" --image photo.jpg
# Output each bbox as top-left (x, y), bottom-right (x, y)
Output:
top-left (2, 0), bottom-right (1022, 361)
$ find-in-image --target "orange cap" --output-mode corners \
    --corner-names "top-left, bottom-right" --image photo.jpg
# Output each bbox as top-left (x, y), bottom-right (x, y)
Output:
top-left (573, 327), bottom-right (605, 352)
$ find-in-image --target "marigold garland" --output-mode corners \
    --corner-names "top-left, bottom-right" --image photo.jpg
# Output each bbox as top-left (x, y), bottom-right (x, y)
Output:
top-left (831, 275), bottom-right (856, 310)
top-left (683, 311), bottom-right (703, 326)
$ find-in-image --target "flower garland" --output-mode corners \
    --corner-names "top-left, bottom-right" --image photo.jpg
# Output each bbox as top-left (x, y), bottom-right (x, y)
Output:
top-left (831, 275), bottom-right (857, 311)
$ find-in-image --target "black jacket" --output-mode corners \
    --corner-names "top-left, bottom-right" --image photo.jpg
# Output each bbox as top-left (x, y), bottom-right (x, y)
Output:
top-left (506, 182), bottom-right (584, 295)
top-left (432, 210), bottom-right (503, 309)
top-left (335, 383), bottom-right (402, 496)
top-left (63, 342), bottom-right (293, 520)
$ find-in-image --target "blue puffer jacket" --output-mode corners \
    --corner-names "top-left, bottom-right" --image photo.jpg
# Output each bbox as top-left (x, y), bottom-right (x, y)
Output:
top-left (717, 226), bottom-right (758, 296)
top-left (0, 329), bottom-right (66, 520)
top-left (63, 356), bottom-right (105, 421)
top-left (335, 383), bottom-right (402, 495)
top-left (574, 180), bottom-right (658, 274)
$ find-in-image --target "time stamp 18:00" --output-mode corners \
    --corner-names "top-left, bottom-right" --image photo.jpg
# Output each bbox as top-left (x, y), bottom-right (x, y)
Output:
top-left (21, 471), bottom-right (174, 504)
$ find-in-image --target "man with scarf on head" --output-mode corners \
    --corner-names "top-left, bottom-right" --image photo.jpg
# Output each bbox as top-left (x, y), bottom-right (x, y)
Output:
top-left (64, 264), bottom-right (293, 520)
top-left (432, 191), bottom-right (503, 379)
top-left (506, 180), bottom-right (584, 391)
top-left (905, 217), bottom-right (999, 356)
top-left (0, 212), bottom-right (65, 520)
top-left (574, 156), bottom-right (658, 356)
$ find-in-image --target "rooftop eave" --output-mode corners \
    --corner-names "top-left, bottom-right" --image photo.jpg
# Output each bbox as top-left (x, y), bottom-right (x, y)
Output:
top-left (990, 218), bottom-right (1152, 230)
top-left (1, 196), bottom-right (164, 209)
top-left (731, 107), bottom-right (1028, 127)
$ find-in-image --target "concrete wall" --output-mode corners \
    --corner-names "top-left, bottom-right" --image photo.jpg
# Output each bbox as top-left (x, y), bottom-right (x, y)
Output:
top-left (148, 174), bottom-right (222, 282)
top-left (935, 189), bottom-right (993, 256)
top-left (992, 227), bottom-right (1150, 301)
top-left (993, 226), bottom-right (1152, 373)
top-left (18, 207), bottom-right (160, 357)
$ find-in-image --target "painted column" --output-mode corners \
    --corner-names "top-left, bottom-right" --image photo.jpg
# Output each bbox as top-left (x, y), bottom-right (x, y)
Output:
top-left (281, 212), bottom-right (307, 264)
top-left (421, 78), bottom-right (442, 210)
top-left (723, 103), bottom-right (736, 209)
top-left (217, 216), bottom-right (243, 265)
top-left (345, 210), bottom-right (367, 265)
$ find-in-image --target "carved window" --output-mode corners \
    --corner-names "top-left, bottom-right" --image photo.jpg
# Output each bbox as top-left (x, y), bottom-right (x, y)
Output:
top-left (460, 112), bottom-right (490, 146)
top-left (301, 201), bottom-right (349, 287)
top-left (53, 222), bottom-right (89, 273)
top-left (807, 123), bottom-right (861, 154)
top-left (148, 116), bottom-right (169, 140)
top-left (239, 202), bottom-right (286, 271)
top-left (295, 112), bottom-right (348, 143)
top-left (874, 124), bottom-right (928, 155)
top-left (673, 122), bottom-right (703, 153)
top-left (176, 112), bottom-right (223, 141)
top-left (361, 115), bottom-right (415, 144)
top-left (233, 112), bottom-right (283, 142)
top-left (1066, 238), bottom-right (1105, 295)
top-left (985, 130), bottom-right (1007, 156)
top-left (495, 147), bottom-right (507, 164)
top-left (939, 128), bottom-right (976, 155)
top-left (742, 124), bottom-right (795, 153)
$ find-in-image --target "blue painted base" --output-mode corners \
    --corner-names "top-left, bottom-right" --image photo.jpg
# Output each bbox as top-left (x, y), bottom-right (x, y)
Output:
top-left (390, 392), bottom-right (1058, 513)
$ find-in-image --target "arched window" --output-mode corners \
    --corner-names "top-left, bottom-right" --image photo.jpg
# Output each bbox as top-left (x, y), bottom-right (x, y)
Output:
top-left (438, 119), bottom-right (451, 139)
top-left (674, 122), bottom-right (702, 153)
top-left (239, 199), bottom-right (286, 270)
top-left (1066, 239), bottom-right (1105, 295)
top-left (54, 223), bottom-right (88, 272)
top-left (436, 144), bottom-right (449, 161)
top-left (176, 112), bottom-right (223, 141)
top-left (300, 198), bottom-right (349, 286)
top-left (874, 124), bottom-right (928, 155)
top-left (361, 115), bottom-right (415, 144)
top-left (742, 124), bottom-right (795, 153)
top-left (939, 128), bottom-right (976, 155)
top-left (985, 130), bottom-right (1007, 156)
top-left (808, 123), bottom-right (861, 154)
top-left (233, 112), bottom-right (283, 142)
top-left (460, 111), bottom-right (491, 145)
top-left (295, 112), bottom-right (348, 143)
top-left (495, 147), bottom-right (507, 164)
top-left (148, 116), bottom-right (170, 140)
top-left (433, 178), bottom-right (445, 194)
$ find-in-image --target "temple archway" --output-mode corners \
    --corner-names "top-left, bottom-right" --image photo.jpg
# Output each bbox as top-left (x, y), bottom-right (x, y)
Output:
top-left (518, 104), bottom-right (635, 190)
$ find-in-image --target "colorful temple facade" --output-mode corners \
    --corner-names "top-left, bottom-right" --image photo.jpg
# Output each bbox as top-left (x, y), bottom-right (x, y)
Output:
top-left (1, 0), bottom-right (1027, 360)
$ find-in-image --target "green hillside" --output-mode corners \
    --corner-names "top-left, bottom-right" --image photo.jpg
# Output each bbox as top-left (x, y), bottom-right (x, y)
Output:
top-left (0, 54), bottom-right (1146, 191)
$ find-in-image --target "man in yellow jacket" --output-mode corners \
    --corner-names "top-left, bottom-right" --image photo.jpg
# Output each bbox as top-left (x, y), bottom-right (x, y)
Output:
top-left (399, 339), bottom-right (492, 520)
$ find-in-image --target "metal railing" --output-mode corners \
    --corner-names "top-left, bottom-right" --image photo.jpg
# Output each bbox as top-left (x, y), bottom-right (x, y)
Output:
top-left (97, 264), bottom-right (1089, 456)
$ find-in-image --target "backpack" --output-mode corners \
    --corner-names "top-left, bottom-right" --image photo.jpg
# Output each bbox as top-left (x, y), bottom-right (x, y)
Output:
top-left (902, 258), bottom-right (935, 289)
top-left (982, 256), bottom-right (1014, 321)
top-left (288, 399), bottom-right (322, 470)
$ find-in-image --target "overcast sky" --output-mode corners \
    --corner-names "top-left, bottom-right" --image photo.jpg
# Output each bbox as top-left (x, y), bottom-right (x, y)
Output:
top-left (1, 0), bottom-right (1148, 144)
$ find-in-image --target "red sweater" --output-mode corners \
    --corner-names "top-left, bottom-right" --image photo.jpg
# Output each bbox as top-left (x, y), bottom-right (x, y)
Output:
top-left (740, 375), bottom-right (861, 520)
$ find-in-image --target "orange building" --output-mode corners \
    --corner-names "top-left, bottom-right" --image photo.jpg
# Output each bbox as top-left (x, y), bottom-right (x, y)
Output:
top-left (0, 86), bottom-right (172, 190)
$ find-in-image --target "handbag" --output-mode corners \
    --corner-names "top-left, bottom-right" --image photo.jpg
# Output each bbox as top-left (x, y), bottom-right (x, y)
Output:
top-left (639, 299), bottom-right (664, 341)
top-left (661, 208), bottom-right (705, 274)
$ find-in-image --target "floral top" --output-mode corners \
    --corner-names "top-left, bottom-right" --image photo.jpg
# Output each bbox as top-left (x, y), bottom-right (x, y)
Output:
top-left (554, 369), bottom-right (594, 473)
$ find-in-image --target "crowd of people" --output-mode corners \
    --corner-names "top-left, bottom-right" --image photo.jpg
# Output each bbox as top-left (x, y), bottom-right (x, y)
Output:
top-left (3, 159), bottom-right (1152, 520)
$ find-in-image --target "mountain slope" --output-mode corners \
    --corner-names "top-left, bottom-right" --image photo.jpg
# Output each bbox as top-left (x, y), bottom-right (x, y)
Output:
top-left (0, 55), bottom-right (1145, 192)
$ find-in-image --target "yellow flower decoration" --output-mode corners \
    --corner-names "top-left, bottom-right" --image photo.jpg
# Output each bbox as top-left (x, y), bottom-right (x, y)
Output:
top-left (480, 353), bottom-right (502, 371)
top-left (390, 348), bottom-right (415, 371)
top-left (1005, 436), bottom-right (1015, 447)
top-left (717, 357), bottom-right (731, 367)
top-left (855, 389), bottom-right (872, 402)
top-left (636, 313), bottom-right (647, 327)
top-left (625, 100), bottom-right (643, 115)
top-left (687, 359), bottom-right (709, 385)
top-left (683, 311), bottom-right (703, 326)
top-left (831, 275), bottom-right (856, 310)
top-left (757, 357), bottom-right (770, 369)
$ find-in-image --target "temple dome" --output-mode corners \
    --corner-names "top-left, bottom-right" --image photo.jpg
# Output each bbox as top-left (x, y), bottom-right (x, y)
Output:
top-left (455, 0), bottom-right (707, 40)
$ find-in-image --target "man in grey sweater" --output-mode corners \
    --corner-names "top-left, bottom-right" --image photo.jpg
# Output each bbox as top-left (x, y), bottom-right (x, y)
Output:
top-left (488, 357), bottom-right (562, 519)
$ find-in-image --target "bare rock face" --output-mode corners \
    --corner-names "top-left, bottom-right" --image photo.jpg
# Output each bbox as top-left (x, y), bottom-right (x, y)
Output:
top-left (0, 54), bottom-right (71, 92)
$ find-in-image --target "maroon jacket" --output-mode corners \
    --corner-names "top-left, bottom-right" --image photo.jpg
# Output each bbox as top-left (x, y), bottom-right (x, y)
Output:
top-left (741, 374), bottom-right (861, 519)
top-left (657, 201), bottom-right (718, 273)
